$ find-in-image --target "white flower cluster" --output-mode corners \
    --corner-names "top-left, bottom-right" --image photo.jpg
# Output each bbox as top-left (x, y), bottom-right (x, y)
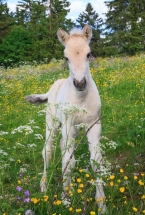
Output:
top-left (55, 102), bottom-right (88, 117)
top-left (75, 123), bottom-right (88, 130)
top-left (34, 134), bottom-right (43, 140)
top-left (27, 143), bottom-right (37, 148)
top-left (0, 131), bottom-right (8, 135)
top-left (61, 196), bottom-right (71, 207)
top-left (89, 178), bottom-right (106, 186)
top-left (0, 149), bottom-right (8, 156)
top-left (98, 161), bottom-right (112, 177)
top-left (101, 136), bottom-right (117, 149)
top-left (11, 125), bottom-right (33, 135)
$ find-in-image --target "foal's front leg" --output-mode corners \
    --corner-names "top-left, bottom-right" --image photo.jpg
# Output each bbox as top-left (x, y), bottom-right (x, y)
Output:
top-left (40, 118), bottom-right (59, 192)
top-left (87, 122), bottom-right (106, 214)
top-left (61, 126), bottom-right (76, 194)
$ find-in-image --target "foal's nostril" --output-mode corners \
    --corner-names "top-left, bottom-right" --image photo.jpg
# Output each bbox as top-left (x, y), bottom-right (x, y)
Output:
top-left (73, 77), bottom-right (87, 91)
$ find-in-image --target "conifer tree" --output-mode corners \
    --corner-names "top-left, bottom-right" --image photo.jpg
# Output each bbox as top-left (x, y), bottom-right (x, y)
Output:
top-left (104, 0), bottom-right (144, 55)
top-left (76, 3), bottom-right (103, 56)
top-left (0, 0), bottom-right (13, 42)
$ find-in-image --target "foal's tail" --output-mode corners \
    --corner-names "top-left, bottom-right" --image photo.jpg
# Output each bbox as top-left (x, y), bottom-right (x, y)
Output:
top-left (25, 92), bottom-right (49, 104)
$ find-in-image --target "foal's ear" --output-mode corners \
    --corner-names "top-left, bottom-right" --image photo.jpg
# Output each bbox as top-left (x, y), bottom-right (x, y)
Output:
top-left (82, 25), bottom-right (92, 43)
top-left (57, 28), bottom-right (69, 46)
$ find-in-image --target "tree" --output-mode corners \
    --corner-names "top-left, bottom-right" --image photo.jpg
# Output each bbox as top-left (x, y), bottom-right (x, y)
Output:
top-left (76, 3), bottom-right (103, 56)
top-left (0, 25), bottom-right (32, 67)
top-left (104, 0), bottom-right (144, 56)
top-left (0, 0), bottom-right (14, 42)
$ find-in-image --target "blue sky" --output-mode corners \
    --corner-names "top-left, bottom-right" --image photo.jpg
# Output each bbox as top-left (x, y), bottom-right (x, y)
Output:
top-left (7, 0), bottom-right (107, 20)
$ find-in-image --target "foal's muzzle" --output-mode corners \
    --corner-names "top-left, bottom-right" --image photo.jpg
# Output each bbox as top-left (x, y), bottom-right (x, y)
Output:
top-left (73, 77), bottom-right (87, 91)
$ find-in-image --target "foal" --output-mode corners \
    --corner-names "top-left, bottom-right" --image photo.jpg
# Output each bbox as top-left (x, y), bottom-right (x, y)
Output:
top-left (26, 25), bottom-right (106, 214)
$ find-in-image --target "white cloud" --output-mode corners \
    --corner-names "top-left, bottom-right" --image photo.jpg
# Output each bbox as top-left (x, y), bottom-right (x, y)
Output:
top-left (67, 0), bottom-right (107, 21)
top-left (67, 1), bottom-right (86, 20)
top-left (7, 2), bottom-right (17, 12)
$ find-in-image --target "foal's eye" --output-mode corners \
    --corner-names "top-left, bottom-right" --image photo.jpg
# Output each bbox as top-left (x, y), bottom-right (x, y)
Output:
top-left (87, 52), bottom-right (91, 59)
top-left (64, 57), bottom-right (69, 61)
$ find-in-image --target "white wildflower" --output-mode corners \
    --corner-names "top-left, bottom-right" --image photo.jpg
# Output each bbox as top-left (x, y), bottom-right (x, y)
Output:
top-left (20, 168), bottom-right (27, 173)
top-left (34, 134), bottom-right (43, 140)
top-left (0, 131), bottom-right (8, 135)
top-left (17, 142), bottom-right (25, 147)
top-left (28, 120), bottom-right (35, 124)
top-left (61, 197), bottom-right (71, 207)
top-left (9, 158), bottom-right (15, 162)
top-left (89, 178), bottom-right (106, 186)
top-left (0, 149), bottom-right (8, 156)
top-left (11, 125), bottom-right (33, 135)
top-left (75, 123), bottom-right (88, 129)
top-left (27, 143), bottom-right (37, 148)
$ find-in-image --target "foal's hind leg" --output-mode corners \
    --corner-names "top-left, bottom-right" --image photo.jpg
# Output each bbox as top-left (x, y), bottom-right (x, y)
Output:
top-left (87, 122), bottom-right (106, 214)
top-left (40, 116), bottom-right (59, 192)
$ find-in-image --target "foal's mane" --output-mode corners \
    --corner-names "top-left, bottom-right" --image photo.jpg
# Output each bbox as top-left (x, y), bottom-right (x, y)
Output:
top-left (69, 28), bottom-right (84, 37)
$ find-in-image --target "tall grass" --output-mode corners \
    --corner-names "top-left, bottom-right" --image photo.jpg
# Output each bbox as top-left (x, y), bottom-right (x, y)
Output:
top-left (0, 55), bottom-right (145, 215)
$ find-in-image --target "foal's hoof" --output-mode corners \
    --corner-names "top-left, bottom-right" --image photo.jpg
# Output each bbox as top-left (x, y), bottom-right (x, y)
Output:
top-left (40, 178), bottom-right (47, 192)
top-left (98, 203), bottom-right (106, 214)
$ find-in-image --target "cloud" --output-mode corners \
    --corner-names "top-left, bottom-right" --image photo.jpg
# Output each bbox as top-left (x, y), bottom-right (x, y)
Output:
top-left (67, 1), bottom-right (86, 20)
top-left (7, 2), bottom-right (17, 12)
top-left (67, 0), bottom-right (107, 21)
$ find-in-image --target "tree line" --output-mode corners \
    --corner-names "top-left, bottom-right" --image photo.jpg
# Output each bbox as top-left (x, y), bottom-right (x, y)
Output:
top-left (0, 0), bottom-right (145, 67)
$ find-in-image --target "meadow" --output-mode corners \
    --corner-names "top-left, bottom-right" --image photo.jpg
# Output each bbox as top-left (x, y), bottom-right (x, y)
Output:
top-left (0, 55), bottom-right (145, 215)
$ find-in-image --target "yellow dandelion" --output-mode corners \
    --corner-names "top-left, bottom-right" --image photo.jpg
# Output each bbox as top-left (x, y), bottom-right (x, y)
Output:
top-left (69, 207), bottom-right (73, 211)
top-left (138, 180), bottom-right (144, 186)
top-left (18, 180), bottom-right (21, 185)
top-left (117, 179), bottom-right (121, 183)
top-left (124, 176), bottom-right (128, 180)
top-left (143, 210), bottom-right (145, 214)
top-left (132, 207), bottom-right (138, 212)
top-left (90, 211), bottom-right (96, 215)
top-left (119, 187), bottom-right (125, 193)
top-left (31, 197), bottom-right (39, 204)
top-left (97, 197), bottom-right (103, 203)
top-left (77, 189), bottom-right (82, 193)
top-left (110, 181), bottom-right (114, 186)
top-left (134, 175), bottom-right (138, 180)
top-left (70, 183), bottom-right (74, 187)
top-left (79, 183), bottom-right (84, 188)
top-left (41, 177), bottom-right (46, 182)
top-left (79, 169), bottom-right (83, 173)
top-left (77, 178), bottom-right (81, 183)
top-left (17, 159), bottom-right (21, 163)
top-left (85, 174), bottom-right (89, 178)
top-left (65, 186), bottom-right (69, 191)
top-left (120, 169), bottom-right (124, 173)
top-left (141, 173), bottom-right (144, 177)
top-left (43, 195), bottom-right (49, 202)
top-left (124, 200), bottom-right (127, 204)
top-left (53, 200), bottom-right (62, 205)
top-left (76, 209), bottom-right (82, 212)
top-left (110, 175), bottom-right (115, 180)
top-left (141, 195), bottom-right (145, 199)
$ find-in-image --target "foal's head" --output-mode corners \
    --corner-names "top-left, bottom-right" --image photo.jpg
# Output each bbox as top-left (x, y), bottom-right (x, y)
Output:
top-left (57, 25), bottom-right (92, 91)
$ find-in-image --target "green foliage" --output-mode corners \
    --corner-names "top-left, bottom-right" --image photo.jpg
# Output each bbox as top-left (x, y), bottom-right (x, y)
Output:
top-left (76, 3), bottom-right (103, 57)
top-left (104, 0), bottom-right (145, 56)
top-left (0, 25), bottom-right (32, 67)
top-left (0, 0), bottom-right (14, 42)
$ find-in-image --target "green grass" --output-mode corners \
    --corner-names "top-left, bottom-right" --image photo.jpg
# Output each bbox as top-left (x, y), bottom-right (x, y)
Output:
top-left (0, 55), bottom-right (145, 215)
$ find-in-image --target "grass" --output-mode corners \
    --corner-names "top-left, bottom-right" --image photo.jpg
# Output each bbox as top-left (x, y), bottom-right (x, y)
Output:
top-left (0, 55), bottom-right (145, 215)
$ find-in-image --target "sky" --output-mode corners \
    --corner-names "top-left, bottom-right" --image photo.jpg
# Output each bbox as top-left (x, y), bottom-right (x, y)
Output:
top-left (7, 0), bottom-right (108, 21)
